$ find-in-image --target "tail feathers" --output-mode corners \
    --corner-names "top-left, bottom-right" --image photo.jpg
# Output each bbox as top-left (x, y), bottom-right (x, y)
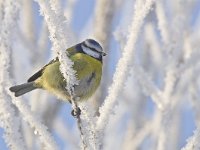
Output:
top-left (9, 82), bottom-right (37, 97)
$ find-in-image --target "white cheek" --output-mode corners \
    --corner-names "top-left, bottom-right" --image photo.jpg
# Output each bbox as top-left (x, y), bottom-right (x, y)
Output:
top-left (82, 46), bottom-right (100, 59)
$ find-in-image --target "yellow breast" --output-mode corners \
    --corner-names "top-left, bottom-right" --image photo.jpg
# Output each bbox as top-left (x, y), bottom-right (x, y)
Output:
top-left (36, 53), bottom-right (102, 102)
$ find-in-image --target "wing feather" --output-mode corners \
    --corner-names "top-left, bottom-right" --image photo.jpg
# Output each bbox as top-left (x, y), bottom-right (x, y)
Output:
top-left (27, 46), bottom-right (78, 82)
top-left (27, 58), bottom-right (58, 82)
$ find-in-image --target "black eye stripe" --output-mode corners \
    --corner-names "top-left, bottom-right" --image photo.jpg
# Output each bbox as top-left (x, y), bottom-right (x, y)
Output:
top-left (82, 43), bottom-right (101, 53)
top-left (76, 42), bottom-right (103, 62)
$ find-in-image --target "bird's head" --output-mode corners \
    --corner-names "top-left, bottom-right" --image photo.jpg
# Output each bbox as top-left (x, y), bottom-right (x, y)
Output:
top-left (76, 39), bottom-right (106, 62)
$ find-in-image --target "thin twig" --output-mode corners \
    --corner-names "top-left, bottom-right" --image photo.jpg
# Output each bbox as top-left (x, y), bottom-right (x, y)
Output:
top-left (71, 98), bottom-right (87, 150)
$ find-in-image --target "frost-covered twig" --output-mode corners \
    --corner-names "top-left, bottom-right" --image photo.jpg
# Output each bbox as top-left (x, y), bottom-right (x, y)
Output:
top-left (9, 96), bottom-right (59, 150)
top-left (64, 0), bottom-right (77, 23)
top-left (71, 101), bottom-right (87, 150)
top-left (144, 23), bottom-right (163, 67)
top-left (181, 128), bottom-right (200, 150)
top-left (94, 0), bottom-right (115, 48)
top-left (22, 0), bottom-right (36, 43)
top-left (96, 0), bottom-right (155, 144)
top-left (79, 104), bottom-right (98, 149)
top-left (0, 1), bottom-right (26, 149)
top-left (53, 117), bottom-right (78, 149)
top-left (0, 93), bottom-right (26, 150)
top-left (35, 0), bottom-right (78, 94)
top-left (93, 0), bottom-right (116, 108)
top-left (124, 122), bottom-right (153, 150)
top-left (35, 1), bottom-right (89, 149)
top-left (133, 66), bottom-right (163, 108)
top-left (181, 66), bottom-right (200, 150)
top-left (154, 1), bottom-right (191, 149)
top-left (0, 1), bottom-right (4, 29)
top-left (0, 1), bottom-right (58, 149)
top-left (155, 0), bottom-right (170, 44)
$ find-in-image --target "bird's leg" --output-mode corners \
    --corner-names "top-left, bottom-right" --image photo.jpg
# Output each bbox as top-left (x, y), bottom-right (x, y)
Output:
top-left (70, 96), bottom-right (81, 118)
top-left (71, 107), bottom-right (81, 118)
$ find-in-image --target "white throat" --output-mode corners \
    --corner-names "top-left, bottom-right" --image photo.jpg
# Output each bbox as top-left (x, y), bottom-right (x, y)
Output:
top-left (81, 45), bottom-right (101, 59)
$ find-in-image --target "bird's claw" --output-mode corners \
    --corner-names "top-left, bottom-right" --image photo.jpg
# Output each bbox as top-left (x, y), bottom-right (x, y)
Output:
top-left (71, 107), bottom-right (81, 118)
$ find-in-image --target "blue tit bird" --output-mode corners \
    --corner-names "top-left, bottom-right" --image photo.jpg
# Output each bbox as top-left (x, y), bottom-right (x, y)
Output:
top-left (9, 39), bottom-right (106, 104)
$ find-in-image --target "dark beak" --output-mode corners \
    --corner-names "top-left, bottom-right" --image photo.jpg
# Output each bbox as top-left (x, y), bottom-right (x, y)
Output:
top-left (102, 52), bottom-right (106, 56)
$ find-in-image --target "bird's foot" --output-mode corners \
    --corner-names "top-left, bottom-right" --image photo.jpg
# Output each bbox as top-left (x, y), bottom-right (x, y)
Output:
top-left (71, 107), bottom-right (81, 118)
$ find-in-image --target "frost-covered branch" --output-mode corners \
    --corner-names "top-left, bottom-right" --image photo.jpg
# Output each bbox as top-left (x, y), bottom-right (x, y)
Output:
top-left (92, 0), bottom-right (117, 108)
top-left (94, 0), bottom-right (115, 48)
top-left (181, 128), bottom-right (200, 150)
top-left (155, 0), bottom-right (170, 44)
top-left (96, 0), bottom-right (155, 140)
top-left (35, 0), bottom-right (78, 94)
top-left (132, 66), bottom-right (163, 108)
top-left (22, 0), bottom-right (36, 43)
top-left (64, 0), bottom-right (77, 23)
top-left (0, 1), bottom-right (26, 149)
top-left (78, 104), bottom-right (98, 149)
top-left (0, 1), bottom-right (58, 149)
top-left (34, 0), bottom-right (89, 149)
top-left (10, 96), bottom-right (58, 150)
top-left (153, 0), bottom-right (192, 149)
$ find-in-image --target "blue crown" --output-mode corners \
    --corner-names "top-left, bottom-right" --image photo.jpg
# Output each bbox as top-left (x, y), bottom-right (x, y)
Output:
top-left (84, 39), bottom-right (103, 52)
